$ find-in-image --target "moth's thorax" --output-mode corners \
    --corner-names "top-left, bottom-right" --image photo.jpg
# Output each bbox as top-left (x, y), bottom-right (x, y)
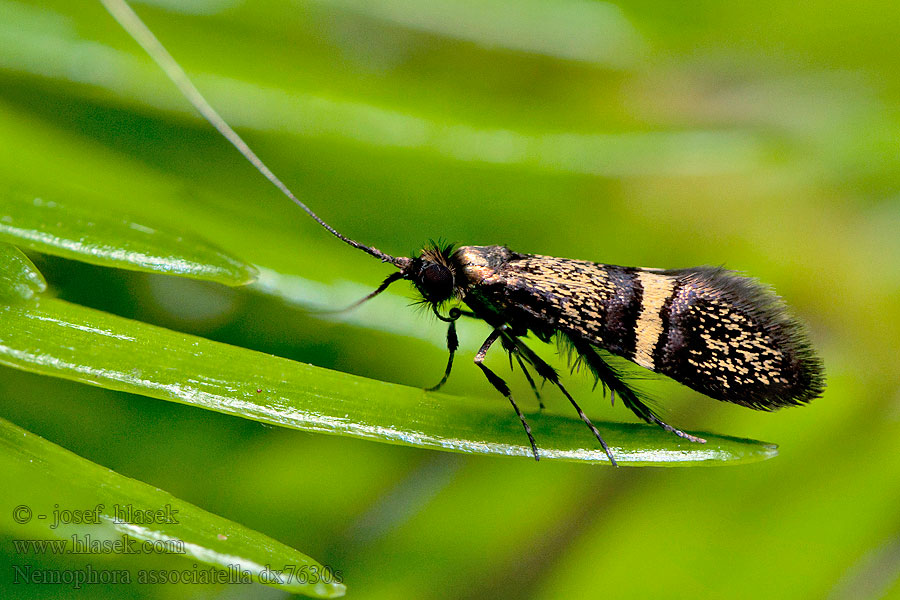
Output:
top-left (455, 245), bottom-right (511, 287)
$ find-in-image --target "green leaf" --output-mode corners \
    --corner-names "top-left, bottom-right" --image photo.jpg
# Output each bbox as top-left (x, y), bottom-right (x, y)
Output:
top-left (0, 241), bottom-right (46, 303)
top-left (0, 297), bottom-right (776, 466)
top-left (0, 189), bottom-right (257, 286)
top-left (0, 416), bottom-right (346, 597)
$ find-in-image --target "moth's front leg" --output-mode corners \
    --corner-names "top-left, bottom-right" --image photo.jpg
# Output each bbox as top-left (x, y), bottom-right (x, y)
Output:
top-left (427, 307), bottom-right (460, 392)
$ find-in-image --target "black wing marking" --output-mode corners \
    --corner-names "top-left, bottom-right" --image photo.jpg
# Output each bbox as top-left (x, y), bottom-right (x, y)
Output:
top-left (489, 255), bottom-right (824, 409)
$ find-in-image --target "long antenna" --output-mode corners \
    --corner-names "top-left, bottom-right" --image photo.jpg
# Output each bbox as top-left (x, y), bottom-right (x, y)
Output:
top-left (100, 0), bottom-right (406, 268)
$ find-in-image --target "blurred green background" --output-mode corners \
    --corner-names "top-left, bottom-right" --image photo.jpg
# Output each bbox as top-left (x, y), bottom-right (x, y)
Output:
top-left (2, 0), bottom-right (899, 598)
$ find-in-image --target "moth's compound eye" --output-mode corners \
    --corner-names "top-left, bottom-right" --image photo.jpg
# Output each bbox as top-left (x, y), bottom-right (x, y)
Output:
top-left (419, 262), bottom-right (454, 303)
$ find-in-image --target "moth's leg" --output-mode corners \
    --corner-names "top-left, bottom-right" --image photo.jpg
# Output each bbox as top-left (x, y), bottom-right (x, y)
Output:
top-left (499, 332), bottom-right (544, 409)
top-left (426, 319), bottom-right (457, 392)
top-left (621, 393), bottom-right (705, 443)
top-left (504, 334), bottom-right (617, 466)
top-left (514, 354), bottom-right (544, 410)
top-left (475, 329), bottom-right (540, 461)
top-left (572, 340), bottom-right (706, 444)
top-left (427, 307), bottom-right (460, 392)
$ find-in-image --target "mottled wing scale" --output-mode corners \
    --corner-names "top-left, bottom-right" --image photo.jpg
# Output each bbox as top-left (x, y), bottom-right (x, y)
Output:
top-left (650, 267), bottom-right (824, 408)
top-left (460, 248), bottom-right (824, 410)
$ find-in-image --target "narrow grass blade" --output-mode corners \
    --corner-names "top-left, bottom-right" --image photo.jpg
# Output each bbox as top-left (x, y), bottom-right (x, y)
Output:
top-left (0, 190), bottom-right (257, 286)
top-left (0, 298), bottom-right (777, 466)
top-left (0, 417), bottom-right (346, 597)
top-left (0, 241), bottom-right (47, 303)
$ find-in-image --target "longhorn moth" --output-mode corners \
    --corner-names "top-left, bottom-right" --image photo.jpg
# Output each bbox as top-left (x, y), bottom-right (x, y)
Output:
top-left (101, 0), bottom-right (825, 465)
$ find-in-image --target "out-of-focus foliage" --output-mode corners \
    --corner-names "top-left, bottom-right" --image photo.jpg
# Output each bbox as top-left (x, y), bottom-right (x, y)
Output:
top-left (1, 0), bottom-right (898, 598)
top-left (0, 417), bottom-right (345, 597)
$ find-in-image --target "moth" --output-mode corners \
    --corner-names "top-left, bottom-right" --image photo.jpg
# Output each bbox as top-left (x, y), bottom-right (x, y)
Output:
top-left (103, 0), bottom-right (825, 465)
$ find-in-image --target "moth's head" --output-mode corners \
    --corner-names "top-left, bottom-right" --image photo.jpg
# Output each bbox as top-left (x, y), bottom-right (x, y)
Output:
top-left (405, 243), bottom-right (459, 305)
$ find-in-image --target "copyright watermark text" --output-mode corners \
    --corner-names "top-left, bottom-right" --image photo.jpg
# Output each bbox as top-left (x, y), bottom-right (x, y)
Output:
top-left (12, 503), bottom-right (179, 528)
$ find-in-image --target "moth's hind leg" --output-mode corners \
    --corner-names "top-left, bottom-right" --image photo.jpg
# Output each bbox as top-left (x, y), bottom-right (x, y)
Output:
top-left (620, 392), bottom-right (706, 444)
top-left (571, 340), bottom-right (706, 445)
top-left (502, 333), bottom-right (617, 466)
